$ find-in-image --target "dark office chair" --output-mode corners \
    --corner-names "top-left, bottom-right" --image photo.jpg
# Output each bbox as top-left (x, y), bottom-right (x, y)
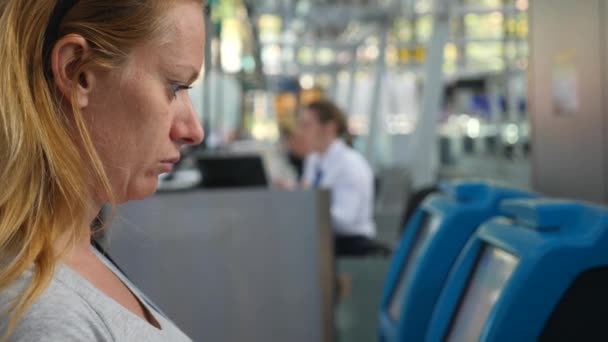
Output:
top-left (503, 143), bottom-right (515, 159)
top-left (439, 136), bottom-right (453, 165)
top-left (485, 134), bottom-right (498, 154)
top-left (523, 140), bottom-right (531, 156)
top-left (335, 236), bottom-right (392, 258)
top-left (399, 185), bottom-right (440, 236)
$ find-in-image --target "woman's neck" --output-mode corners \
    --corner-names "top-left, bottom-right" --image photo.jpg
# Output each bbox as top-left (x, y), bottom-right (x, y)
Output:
top-left (59, 200), bottom-right (105, 265)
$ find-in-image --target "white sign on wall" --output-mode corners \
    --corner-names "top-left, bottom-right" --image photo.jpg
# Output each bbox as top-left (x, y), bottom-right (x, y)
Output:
top-left (552, 51), bottom-right (579, 116)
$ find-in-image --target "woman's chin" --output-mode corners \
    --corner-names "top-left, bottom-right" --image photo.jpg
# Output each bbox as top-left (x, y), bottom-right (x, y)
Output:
top-left (123, 179), bottom-right (159, 202)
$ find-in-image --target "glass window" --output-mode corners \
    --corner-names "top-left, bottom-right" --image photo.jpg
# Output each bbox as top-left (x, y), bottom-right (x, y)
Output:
top-left (414, 46), bottom-right (427, 64)
top-left (516, 13), bottom-right (528, 38)
top-left (416, 15), bottom-right (433, 42)
top-left (262, 44), bottom-right (281, 75)
top-left (449, 18), bottom-right (462, 40)
top-left (258, 15), bottom-right (282, 44)
top-left (386, 45), bottom-right (398, 67)
top-left (444, 42), bottom-right (459, 73)
top-left (297, 47), bottom-right (314, 65)
top-left (505, 41), bottom-right (518, 61)
top-left (444, 43), bottom-right (459, 62)
top-left (505, 17), bottom-right (518, 37)
top-left (281, 47), bottom-right (295, 63)
top-left (356, 44), bottom-right (379, 65)
top-left (518, 41), bottom-right (529, 57)
top-left (220, 18), bottom-right (243, 73)
top-left (317, 48), bottom-right (335, 66)
top-left (394, 18), bottom-right (414, 42)
top-left (463, 0), bottom-right (502, 9)
top-left (465, 12), bottom-right (504, 39)
top-left (316, 74), bottom-right (332, 89)
top-left (515, 0), bottom-right (529, 11)
top-left (467, 42), bottom-right (504, 71)
top-left (415, 0), bottom-right (434, 14)
top-left (398, 47), bottom-right (412, 65)
top-left (336, 50), bottom-right (352, 65)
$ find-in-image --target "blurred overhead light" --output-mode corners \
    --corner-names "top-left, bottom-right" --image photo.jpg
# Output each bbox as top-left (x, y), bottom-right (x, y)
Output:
top-left (386, 114), bottom-right (416, 135)
top-left (297, 47), bottom-right (314, 65)
top-left (259, 15), bottom-right (282, 44)
top-left (299, 74), bottom-right (314, 90)
top-left (386, 45), bottom-right (398, 66)
top-left (336, 50), bottom-right (352, 64)
top-left (515, 0), bottom-right (529, 11)
top-left (365, 45), bottom-right (380, 60)
top-left (220, 19), bottom-right (243, 73)
top-left (262, 44), bottom-right (281, 75)
top-left (466, 118), bottom-right (481, 138)
top-left (317, 48), bottom-right (335, 65)
top-left (488, 11), bottom-right (504, 25)
top-left (504, 124), bottom-right (520, 145)
top-left (444, 43), bottom-right (458, 61)
top-left (415, 0), bottom-right (432, 14)
top-left (349, 115), bottom-right (369, 136)
top-left (221, 40), bottom-right (243, 73)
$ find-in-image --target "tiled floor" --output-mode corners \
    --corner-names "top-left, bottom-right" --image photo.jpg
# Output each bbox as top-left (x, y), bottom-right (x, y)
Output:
top-left (335, 213), bottom-right (401, 342)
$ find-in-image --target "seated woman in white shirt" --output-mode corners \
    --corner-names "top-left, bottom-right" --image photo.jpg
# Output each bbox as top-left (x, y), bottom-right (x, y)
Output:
top-left (298, 100), bottom-right (379, 256)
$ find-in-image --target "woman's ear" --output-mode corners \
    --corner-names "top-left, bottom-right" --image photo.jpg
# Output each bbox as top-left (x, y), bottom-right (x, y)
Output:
top-left (51, 34), bottom-right (95, 109)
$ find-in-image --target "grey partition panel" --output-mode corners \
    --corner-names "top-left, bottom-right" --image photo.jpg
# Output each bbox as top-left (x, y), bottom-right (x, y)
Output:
top-left (529, 0), bottom-right (607, 202)
top-left (105, 189), bottom-right (334, 342)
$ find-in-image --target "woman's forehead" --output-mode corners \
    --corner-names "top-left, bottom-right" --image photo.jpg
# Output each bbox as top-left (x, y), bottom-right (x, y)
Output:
top-left (135, 2), bottom-right (205, 74)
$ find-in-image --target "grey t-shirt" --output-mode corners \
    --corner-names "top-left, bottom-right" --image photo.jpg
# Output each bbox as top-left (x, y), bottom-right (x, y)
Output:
top-left (0, 250), bottom-right (191, 341)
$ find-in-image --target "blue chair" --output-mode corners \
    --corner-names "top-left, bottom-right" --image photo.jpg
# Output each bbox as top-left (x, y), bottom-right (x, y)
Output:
top-left (426, 199), bottom-right (608, 342)
top-left (378, 181), bottom-right (534, 342)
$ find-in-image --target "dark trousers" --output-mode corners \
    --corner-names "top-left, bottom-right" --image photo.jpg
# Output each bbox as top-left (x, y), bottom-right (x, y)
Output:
top-left (334, 235), bottom-right (386, 257)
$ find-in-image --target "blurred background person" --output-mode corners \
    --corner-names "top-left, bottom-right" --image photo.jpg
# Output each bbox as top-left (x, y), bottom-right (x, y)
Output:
top-left (298, 99), bottom-right (377, 255)
top-left (281, 126), bottom-right (313, 183)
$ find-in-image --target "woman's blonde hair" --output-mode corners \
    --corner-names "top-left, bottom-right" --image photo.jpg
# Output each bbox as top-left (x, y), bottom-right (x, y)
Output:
top-left (0, 0), bottom-right (204, 337)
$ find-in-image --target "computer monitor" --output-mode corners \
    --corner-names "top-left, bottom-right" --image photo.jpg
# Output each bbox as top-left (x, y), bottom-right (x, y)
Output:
top-left (388, 212), bottom-right (442, 321)
top-left (426, 199), bottom-right (608, 341)
top-left (446, 245), bottom-right (519, 341)
top-left (195, 153), bottom-right (268, 189)
top-left (378, 181), bottom-right (534, 342)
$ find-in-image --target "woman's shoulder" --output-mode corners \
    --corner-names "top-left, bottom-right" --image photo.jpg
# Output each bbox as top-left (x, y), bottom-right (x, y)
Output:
top-left (0, 268), bottom-right (113, 341)
top-left (337, 145), bottom-right (372, 173)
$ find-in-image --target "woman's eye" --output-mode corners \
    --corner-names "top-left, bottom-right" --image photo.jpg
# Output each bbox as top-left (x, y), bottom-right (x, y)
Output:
top-left (170, 84), bottom-right (192, 98)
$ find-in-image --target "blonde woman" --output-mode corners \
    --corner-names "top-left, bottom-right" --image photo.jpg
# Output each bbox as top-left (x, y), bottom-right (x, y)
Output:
top-left (0, 0), bottom-right (205, 340)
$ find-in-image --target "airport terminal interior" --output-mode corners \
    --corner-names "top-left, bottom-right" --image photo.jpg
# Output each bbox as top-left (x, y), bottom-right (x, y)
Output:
top-left (97, 0), bottom-right (608, 341)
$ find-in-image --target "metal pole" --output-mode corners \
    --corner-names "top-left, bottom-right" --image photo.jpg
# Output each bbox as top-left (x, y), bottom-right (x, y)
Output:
top-left (329, 70), bottom-right (339, 101)
top-left (408, 0), bottom-right (453, 189)
top-left (364, 24), bottom-right (389, 165)
top-left (346, 47), bottom-right (358, 115)
top-left (457, 0), bottom-right (467, 70)
top-left (507, 0), bottom-right (521, 124)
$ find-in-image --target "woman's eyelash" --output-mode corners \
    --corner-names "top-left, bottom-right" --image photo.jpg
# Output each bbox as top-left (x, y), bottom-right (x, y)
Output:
top-left (171, 84), bottom-right (192, 96)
